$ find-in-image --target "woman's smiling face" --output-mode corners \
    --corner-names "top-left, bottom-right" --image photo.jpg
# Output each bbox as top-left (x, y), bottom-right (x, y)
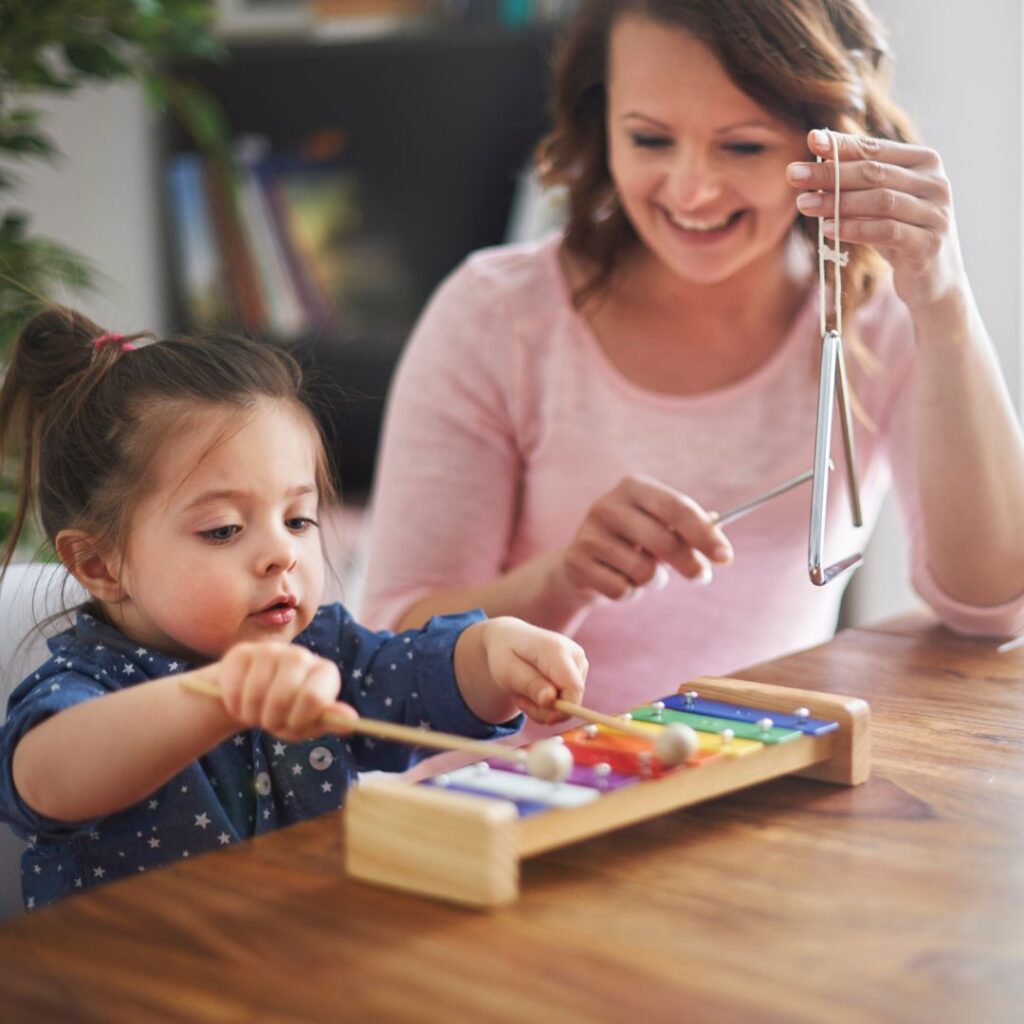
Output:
top-left (606, 14), bottom-right (809, 287)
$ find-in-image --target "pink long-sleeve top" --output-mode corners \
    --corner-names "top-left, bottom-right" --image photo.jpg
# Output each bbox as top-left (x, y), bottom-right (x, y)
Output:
top-left (363, 234), bottom-right (1024, 718)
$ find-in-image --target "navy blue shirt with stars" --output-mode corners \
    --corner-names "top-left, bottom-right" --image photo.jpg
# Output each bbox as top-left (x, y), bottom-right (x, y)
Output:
top-left (0, 604), bottom-right (520, 910)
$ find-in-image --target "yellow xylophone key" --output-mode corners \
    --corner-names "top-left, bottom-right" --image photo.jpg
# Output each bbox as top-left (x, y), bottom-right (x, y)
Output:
top-left (621, 718), bottom-right (763, 758)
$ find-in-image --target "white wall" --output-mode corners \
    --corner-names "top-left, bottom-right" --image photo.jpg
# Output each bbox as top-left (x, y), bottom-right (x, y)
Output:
top-left (15, 83), bottom-right (165, 335)
top-left (842, 0), bottom-right (1023, 625)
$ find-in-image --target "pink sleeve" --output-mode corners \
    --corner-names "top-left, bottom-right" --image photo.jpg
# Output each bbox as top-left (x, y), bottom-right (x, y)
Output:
top-left (881, 322), bottom-right (1024, 639)
top-left (361, 257), bottom-right (523, 629)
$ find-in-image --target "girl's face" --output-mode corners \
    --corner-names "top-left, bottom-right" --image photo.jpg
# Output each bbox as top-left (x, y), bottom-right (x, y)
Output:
top-left (112, 399), bottom-right (327, 662)
top-left (606, 14), bottom-right (808, 288)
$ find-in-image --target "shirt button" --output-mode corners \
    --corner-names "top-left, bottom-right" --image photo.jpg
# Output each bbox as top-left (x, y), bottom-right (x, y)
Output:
top-left (309, 746), bottom-right (333, 771)
top-left (255, 772), bottom-right (272, 796)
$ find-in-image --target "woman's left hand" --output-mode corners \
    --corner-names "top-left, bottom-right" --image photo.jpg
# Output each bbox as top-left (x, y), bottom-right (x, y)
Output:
top-left (788, 128), bottom-right (967, 313)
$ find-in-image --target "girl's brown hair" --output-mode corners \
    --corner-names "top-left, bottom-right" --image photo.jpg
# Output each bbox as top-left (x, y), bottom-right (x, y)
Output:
top-left (537, 0), bottom-right (916, 324)
top-left (0, 307), bottom-right (336, 584)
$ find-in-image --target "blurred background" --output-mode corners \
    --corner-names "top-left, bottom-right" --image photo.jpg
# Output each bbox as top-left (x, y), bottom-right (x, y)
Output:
top-left (9, 0), bottom-right (1023, 627)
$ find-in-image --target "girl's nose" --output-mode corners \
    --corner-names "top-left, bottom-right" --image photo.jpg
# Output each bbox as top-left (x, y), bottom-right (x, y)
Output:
top-left (258, 533), bottom-right (297, 575)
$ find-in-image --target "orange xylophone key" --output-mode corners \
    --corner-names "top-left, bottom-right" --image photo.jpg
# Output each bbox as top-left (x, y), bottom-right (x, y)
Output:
top-left (561, 724), bottom-right (720, 777)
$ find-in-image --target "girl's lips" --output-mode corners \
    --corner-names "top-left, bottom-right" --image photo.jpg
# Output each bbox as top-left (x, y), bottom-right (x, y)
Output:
top-left (251, 605), bottom-right (297, 627)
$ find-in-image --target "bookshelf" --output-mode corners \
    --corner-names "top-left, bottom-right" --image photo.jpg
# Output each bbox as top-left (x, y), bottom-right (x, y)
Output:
top-left (161, 23), bottom-right (557, 495)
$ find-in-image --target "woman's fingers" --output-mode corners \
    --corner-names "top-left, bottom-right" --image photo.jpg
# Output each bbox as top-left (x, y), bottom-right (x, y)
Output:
top-left (796, 187), bottom-right (947, 231)
top-left (806, 129), bottom-right (940, 171)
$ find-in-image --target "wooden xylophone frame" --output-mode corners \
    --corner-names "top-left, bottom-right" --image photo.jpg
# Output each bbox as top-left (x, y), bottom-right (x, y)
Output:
top-left (343, 676), bottom-right (870, 908)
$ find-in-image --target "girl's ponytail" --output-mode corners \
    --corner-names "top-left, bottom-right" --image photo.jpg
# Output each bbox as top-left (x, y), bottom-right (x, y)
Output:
top-left (0, 308), bottom-right (146, 577)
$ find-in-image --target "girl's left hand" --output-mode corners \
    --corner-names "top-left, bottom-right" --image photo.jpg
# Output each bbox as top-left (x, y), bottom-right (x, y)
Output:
top-left (481, 617), bottom-right (588, 725)
top-left (788, 129), bottom-right (967, 313)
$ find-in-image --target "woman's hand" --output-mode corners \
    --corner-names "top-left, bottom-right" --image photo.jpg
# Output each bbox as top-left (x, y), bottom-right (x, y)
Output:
top-left (789, 129), bottom-right (967, 313)
top-left (563, 474), bottom-right (733, 601)
top-left (215, 642), bottom-right (356, 741)
top-left (474, 617), bottom-right (588, 725)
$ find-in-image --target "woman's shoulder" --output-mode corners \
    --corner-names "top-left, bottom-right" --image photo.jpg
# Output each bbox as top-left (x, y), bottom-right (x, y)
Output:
top-left (443, 233), bottom-right (569, 310)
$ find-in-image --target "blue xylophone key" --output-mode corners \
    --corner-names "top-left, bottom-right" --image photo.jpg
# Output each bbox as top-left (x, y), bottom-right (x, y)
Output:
top-left (659, 694), bottom-right (838, 735)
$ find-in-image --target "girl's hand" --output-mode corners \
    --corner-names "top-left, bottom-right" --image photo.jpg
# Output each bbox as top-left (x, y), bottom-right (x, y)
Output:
top-left (563, 474), bottom-right (733, 600)
top-left (215, 642), bottom-right (356, 741)
top-left (789, 129), bottom-right (967, 313)
top-left (479, 617), bottom-right (588, 725)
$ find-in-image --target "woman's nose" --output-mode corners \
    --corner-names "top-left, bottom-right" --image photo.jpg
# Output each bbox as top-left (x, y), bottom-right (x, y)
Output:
top-left (665, 149), bottom-right (721, 209)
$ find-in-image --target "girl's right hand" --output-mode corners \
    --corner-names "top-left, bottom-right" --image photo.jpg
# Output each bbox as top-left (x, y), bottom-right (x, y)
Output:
top-left (563, 474), bottom-right (733, 600)
top-left (215, 642), bottom-right (356, 741)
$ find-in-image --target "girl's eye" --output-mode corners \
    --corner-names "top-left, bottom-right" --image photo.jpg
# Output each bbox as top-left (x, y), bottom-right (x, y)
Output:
top-left (286, 517), bottom-right (319, 533)
top-left (200, 525), bottom-right (240, 543)
top-left (724, 142), bottom-right (767, 155)
top-left (630, 132), bottom-right (673, 149)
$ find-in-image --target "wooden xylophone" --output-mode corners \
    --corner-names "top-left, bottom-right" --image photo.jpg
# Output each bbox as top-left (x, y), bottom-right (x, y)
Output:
top-left (344, 675), bottom-right (870, 907)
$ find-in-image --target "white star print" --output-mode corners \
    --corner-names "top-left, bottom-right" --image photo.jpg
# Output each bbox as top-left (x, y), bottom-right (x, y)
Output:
top-left (384, 697), bottom-right (393, 707)
top-left (194, 813), bottom-right (211, 829)
top-left (93, 867), bottom-right (105, 879)
top-left (135, 647), bottom-right (147, 657)
top-left (148, 837), bottom-right (160, 849)
top-left (168, 661), bottom-right (180, 671)
top-left (50, 682), bottom-right (61, 692)
top-left (352, 668), bottom-right (363, 680)
top-left (26, 897), bottom-right (34, 909)
top-left (233, 735), bottom-right (245, 746)
top-left (183, 851), bottom-right (190, 858)
top-left (263, 808), bottom-right (271, 819)
top-left (217, 832), bottom-right (231, 845)
top-left (272, 741), bottom-right (287, 756)
top-left (32, 865), bottom-right (40, 874)
top-left (180, 785), bottom-right (188, 793)
top-left (148, 799), bottom-right (158, 810)
top-left (74, 878), bottom-right (82, 888)
top-left (122, 663), bottom-right (135, 676)
top-left (291, 763), bottom-right (303, 776)
top-left (321, 781), bottom-right (332, 793)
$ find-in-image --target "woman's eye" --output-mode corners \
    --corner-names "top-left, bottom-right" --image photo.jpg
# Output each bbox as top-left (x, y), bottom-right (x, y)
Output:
top-left (286, 517), bottom-right (319, 533)
top-left (200, 525), bottom-right (239, 543)
top-left (630, 132), bottom-right (672, 149)
top-left (724, 142), bottom-right (767, 155)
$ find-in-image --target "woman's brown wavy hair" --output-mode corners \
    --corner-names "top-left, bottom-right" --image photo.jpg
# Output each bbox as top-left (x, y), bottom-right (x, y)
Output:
top-left (537, 0), bottom-right (916, 331)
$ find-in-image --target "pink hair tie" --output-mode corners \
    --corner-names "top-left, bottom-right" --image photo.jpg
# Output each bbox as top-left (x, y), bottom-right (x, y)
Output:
top-left (92, 332), bottom-right (134, 353)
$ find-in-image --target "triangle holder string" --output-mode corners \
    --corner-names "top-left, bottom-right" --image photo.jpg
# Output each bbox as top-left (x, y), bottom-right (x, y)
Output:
top-left (809, 130), bottom-right (864, 586)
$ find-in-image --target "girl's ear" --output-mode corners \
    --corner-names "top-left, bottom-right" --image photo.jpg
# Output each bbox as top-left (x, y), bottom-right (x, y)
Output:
top-left (54, 530), bottom-right (124, 604)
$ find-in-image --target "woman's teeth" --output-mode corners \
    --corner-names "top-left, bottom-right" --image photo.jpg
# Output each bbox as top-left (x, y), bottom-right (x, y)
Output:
top-left (668, 211), bottom-right (736, 232)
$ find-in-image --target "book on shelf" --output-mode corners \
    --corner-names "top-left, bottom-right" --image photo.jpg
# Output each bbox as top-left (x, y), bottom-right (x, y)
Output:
top-left (165, 130), bottom-right (415, 341)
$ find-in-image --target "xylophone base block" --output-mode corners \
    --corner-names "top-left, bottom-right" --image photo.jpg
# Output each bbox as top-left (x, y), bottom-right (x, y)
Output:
top-left (345, 780), bottom-right (520, 908)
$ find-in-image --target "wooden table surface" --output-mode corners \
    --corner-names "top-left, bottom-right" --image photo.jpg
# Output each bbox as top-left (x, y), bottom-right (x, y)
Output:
top-left (1, 615), bottom-right (1021, 1024)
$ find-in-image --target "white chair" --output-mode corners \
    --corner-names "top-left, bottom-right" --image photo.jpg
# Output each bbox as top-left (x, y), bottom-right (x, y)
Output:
top-left (0, 562), bottom-right (82, 919)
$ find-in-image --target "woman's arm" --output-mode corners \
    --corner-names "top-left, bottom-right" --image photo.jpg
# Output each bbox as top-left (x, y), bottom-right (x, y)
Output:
top-left (790, 130), bottom-right (1024, 606)
top-left (365, 257), bottom-right (731, 634)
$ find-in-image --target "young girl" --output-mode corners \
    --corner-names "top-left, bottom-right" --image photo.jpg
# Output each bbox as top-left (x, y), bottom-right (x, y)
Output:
top-left (0, 307), bottom-right (588, 910)
top-left (363, 0), bottom-right (1024, 729)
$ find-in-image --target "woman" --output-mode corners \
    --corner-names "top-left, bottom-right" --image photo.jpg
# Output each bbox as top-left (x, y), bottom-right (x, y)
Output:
top-left (363, 0), bottom-right (1024, 725)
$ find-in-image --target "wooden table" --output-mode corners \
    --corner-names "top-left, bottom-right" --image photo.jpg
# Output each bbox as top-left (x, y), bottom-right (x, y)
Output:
top-left (1, 615), bottom-right (1021, 1024)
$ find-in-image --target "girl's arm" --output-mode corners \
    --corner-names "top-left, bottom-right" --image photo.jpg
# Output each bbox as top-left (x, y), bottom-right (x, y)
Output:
top-left (13, 644), bottom-right (347, 823)
top-left (12, 668), bottom-right (237, 822)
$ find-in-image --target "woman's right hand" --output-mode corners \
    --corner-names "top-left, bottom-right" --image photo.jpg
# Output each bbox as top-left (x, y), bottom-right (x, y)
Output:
top-left (215, 642), bottom-right (356, 741)
top-left (562, 475), bottom-right (733, 600)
